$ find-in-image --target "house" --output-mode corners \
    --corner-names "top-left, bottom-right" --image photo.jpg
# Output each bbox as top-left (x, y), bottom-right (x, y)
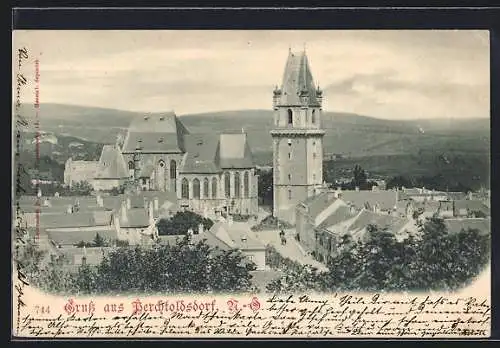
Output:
top-left (453, 200), bottom-right (490, 218)
top-left (314, 209), bottom-right (417, 264)
top-left (193, 221), bottom-right (267, 270)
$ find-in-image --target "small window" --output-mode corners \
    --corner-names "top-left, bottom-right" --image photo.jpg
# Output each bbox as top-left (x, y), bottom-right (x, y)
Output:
top-left (312, 110), bottom-right (316, 124)
top-left (288, 139), bottom-right (292, 146)
top-left (288, 190), bottom-right (292, 200)
top-left (288, 174), bottom-right (291, 181)
top-left (313, 173), bottom-right (316, 180)
top-left (313, 153), bottom-right (317, 159)
top-left (159, 161), bottom-right (165, 168)
top-left (287, 109), bottom-right (293, 125)
top-left (288, 152), bottom-right (292, 159)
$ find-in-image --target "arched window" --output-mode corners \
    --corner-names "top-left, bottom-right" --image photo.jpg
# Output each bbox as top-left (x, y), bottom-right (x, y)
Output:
top-left (312, 110), bottom-right (316, 124)
top-left (193, 178), bottom-right (200, 199)
top-left (170, 160), bottom-right (177, 192)
top-left (234, 172), bottom-right (241, 198)
top-left (203, 178), bottom-right (209, 199)
top-left (212, 177), bottom-right (218, 198)
top-left (181, 178), bottom-right (189, 199)
top-left (287, 109), bottom-right (293, 125)
top-left (128, 161), bottom-right (134, 170)
top-left (224, 172), bottom-right (231, 198)
top-left (170, 160), bottom-right (176, 179)
top-left (244, 171), bottom-right (249, 198)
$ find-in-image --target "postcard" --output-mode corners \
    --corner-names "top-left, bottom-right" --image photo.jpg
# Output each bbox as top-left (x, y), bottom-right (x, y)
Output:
top-left (12, 29), bottom-right (491, 338)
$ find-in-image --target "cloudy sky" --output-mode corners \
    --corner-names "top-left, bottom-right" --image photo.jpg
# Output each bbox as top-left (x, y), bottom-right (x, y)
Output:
top-left (13, 30), bottom-right (489, 119)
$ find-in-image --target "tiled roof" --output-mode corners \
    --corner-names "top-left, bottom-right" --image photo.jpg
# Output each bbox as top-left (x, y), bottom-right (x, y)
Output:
top-left (317, 205), bottom-right (355, 230)
top-left (181, 134), bottom-right (221, 174)
top-left (453, 200), bottom-right (490, 216)
top-left (278, 50), bottom-right (319, 106)
top-left (444, 218), bottom-right (490, 236)
top-left (121, 113), bottom-right (189, 153)
top-left (346, 210), bottom-right (410, 241)
top-left (208, 222), bottom-right (266, 250)
top-left (447, 192), bottom-right (467, 201)
top-left (38, 211), bottom-right (112, 229)
top-left (61, 247), bottom-right (114, 265)
top-left (341, 190), bottom-right (398, 212)
top-left (180, 133), bottom-right (255, 173)
top-left (300, 192), bottom-right (336, 219)
top-left (95, 145), bottom-right (129, 179)
top-left (119, 207), bottom-right (150, 228)
top-left (46, 227), bottom-right (117, 246)
top-left (218, 133), bottom-right (255, 169)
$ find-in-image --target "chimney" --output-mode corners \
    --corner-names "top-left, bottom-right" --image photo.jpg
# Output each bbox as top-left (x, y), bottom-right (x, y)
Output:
top-left (154, 197), bottom-right (159, 211)
top-left (148, 200), bottom-right (154, 226)
top-left (126, 197), bottom-right (131, 209)
top-left (198, 223), bottom-right (204, 235)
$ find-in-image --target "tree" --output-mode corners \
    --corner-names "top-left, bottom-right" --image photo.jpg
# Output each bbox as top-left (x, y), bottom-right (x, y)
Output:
top-left (89, 238), bottom-right (256, 294)
top-left (352, 165), bottom-right (367, 188)
top-left (92, 233), bottom-right (107, 247)
top-left (156, 211), bottom-right (213, 236)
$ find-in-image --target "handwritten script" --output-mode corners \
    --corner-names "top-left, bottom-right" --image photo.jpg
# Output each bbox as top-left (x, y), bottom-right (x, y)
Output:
top-left (14, 292), bottom-right (490, 338)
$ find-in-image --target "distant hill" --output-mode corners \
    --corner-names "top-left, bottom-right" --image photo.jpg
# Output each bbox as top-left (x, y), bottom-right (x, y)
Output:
top-left (17, 103), bottom-right (490, 165)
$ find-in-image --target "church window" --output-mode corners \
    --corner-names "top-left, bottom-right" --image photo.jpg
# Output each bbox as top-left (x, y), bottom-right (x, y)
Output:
top-left (158, 160), bottom-right (165, 168)
top-left (288, 189), bottom-right (292, 200)
top-left (170, 160), bottom-right (176, 179)
top-left (234, 172), bottom-right (241, 198)
top-left (312, 110), bottom-right (316, 124)
top-left (224, 172), bottom-right (231, 198)
top-left (203, 178), bottom-right (209, 198)
top-left (212, 177), bottom-right (218, 198)
top-left (244, 171), bottom-right (249, 197)
top-left (287, 109), bottom-right (293, 125)
top-left (128, 161), bottom-right (134, 170)
top-left (181, 178), bottom-right (189, 199)
top-left (193, 178), bottom-right (200, 199)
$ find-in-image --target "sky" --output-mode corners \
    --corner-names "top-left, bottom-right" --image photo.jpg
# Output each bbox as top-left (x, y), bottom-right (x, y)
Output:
top-left (13, 30), bottom-right (490, 119)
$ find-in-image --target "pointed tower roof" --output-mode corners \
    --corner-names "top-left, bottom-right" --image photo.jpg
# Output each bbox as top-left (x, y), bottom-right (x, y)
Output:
top-left (279, 50), bottom-right (319, 106)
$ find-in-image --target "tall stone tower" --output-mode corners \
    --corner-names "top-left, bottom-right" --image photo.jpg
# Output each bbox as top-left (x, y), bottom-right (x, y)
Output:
top-left (271, 49), bottom-right (325, 224)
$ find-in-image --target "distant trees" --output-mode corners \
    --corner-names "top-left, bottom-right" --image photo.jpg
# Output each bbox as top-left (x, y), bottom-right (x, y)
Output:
top-left (386, 174), bottom-right (473, 193)
top-left (267, 217), bottom-right (490, 293)
top-left (156, 211), bottom-right (214, 236)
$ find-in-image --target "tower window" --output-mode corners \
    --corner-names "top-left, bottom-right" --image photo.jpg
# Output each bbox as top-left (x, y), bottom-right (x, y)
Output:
top-left (288, 190), bottom-right (292, 200)
top-left (288, 174), bottom-right (291, 181)
top-left (313, 173), bottom-right (316, 180)
top-left (288, 152), bottom-right (292, 160)
top-left (312, 110), bottom-right (316, 124)
top-left (287, 109), bottom-right (293, 125)
top-left (288, 139), bottom-right (292, 146)
top-left (313, 153), bottom-right (317, 159)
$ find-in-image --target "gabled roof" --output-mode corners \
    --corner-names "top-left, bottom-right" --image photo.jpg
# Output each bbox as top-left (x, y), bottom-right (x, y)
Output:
top-left (38, 211), bottom-right (112, 229)
top-left (180, 132), bottom-right (256, 174)
top-left (444, 218), bottom-right (490, 236)
top-left (345, 210), bottom-right (410, 241)
top-left (300, 192), bottom-right (336, 219)
top-left (46, 227), bottom-right (117, 246)
top-left (119, 207), bottom-right (150, 228)
top-left (453, 200), bottom-right (490, 216)
top-left (341, 190), bottom-right (398, 212)
top-left (181, 134), bottom-right (221, 174)
top-left (278, 50), bottom-right (319, 106)
top-left (203, 222), bottom-right (266, 251)
top-left (94, 145), bottom-right (129, 179)
top-left (317, 205), bottom-right (356, 230)
top-left (121, 113), bottom-right (189, 153)
top-left (218, 133), bottom-right (255, 169)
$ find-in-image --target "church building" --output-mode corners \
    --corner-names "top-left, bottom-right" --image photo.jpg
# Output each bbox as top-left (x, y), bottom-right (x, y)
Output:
top-left (65, 112), bottom-right (259, 219)
top-left (271, 49), bottom-right (325, 224)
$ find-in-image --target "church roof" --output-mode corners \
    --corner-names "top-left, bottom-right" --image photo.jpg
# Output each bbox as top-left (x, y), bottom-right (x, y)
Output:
top-left (180, 132), bottom-right (255, 174)
top-left (278, 50), bottom-right (319, 106)
top-left (94, 145), bottom-right (129, 179)
top-left (121, 113), bottom-right (189, 153)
